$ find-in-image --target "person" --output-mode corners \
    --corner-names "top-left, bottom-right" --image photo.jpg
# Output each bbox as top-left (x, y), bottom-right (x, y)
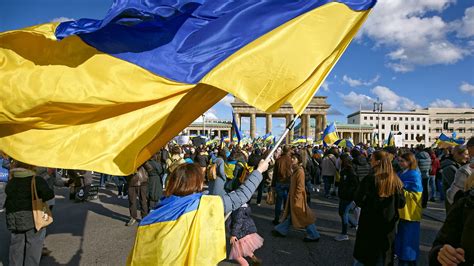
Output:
top-left (194, 147), bottom-right (209, 176)
top-left (415, 146), bottom-right (432, 208)
top-left (429, 149), bottom-right (441, 202)
top-left (301, 147), bottom-right (316, 204)
top-left (429, 178), bottom-right (473, 266)
top-left (311, 149), bottom-right (323, 192)
top-left (229, 197), bottom-right (263, 265)
top-left (272, 153), bottom-right (320, 242)
top-left (321, 148), bottom-right (339, 198)
top-left (446, 137), bottom-right (474, 207)
top-left (127, 158), bottom-right (270, 265)
top-left (395, 153), bottom-right (423, 265)
top-left (351, 149), bottom-right (371, 182)
top-left (208, 149), bottom-right (227, 197)
top-left (247, 149), bottom-right (263, 205)
top-left (353, 150), bottom-right (406, 266)
top-left (5, 160), bottom-right (55, 266)
top-left (114, 175), bottom-right (128, 199)
top-left (165, 146), bottom-right (186, 184)
top-left (126, 165), bottom-right (149, 226)
top-left (0, 152), bottom-right (10, 213)
top-left (441, 145), bottom-right (469, 213)
top-left (144, 155), bottom-right (164, 209)
top-left (272, 145), bottom-right (293, 225)
top-left (335, 153), bottom-right (359, 241)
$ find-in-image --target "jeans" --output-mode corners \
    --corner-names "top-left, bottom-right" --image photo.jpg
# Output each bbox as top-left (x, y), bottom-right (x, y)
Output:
top-left (113, 176), bottom-right (128, 196)
top-left (436, 178), bottom-right (445, 201)
top-left (428, 176), bottom-right (436, 199)
top-left (274, 183), bottom-right (289, 222)
top-left (339, 200), bottom-right (357, 235)
top-left (256, 181), bottom-right (264, 204)
top-left (100, 174), bottom-right (111, 187)
top-left (420, 171), bottom-right (430, 208)
top-left (9, 228), bottom-right (46, 266)
top-left (274, 217), bottom-right (320, 240)
top-left (322, 175), bottom-right (334, 197)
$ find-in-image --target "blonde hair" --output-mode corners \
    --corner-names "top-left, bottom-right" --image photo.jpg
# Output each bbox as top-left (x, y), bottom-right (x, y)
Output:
top-left (465, 172), bottom-right (474, 191)
top-left (372, 150), bottom-right (404, 197)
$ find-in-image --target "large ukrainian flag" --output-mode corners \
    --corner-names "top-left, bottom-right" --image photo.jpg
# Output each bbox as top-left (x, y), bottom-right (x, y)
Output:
top-left (127, 193), bottom-right (225, 265)
top-left (398, 170), bottom-right (423, 222)
top-left (0, 0), bottom-right (376, 175)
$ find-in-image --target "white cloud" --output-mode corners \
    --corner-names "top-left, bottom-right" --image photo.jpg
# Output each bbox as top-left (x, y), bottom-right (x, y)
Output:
top-left (429, 99), bottom-right (457, 108)
top-left (429, 99), bottom-right (472, 108)
top-left (51, 17), bottom-right (74, 23)
top-left (193, 109), bottom-right (218, 122)
top-left (321, 81), bottom-right (330, 91)
top-left (371, 86), bottom-right (420, 110)
top-left (218, 94), bottom-right (234, 107)
top-left (342, 74), bottom-right (380, 87)
top-left (460, 82), bottom-right (474, 95)
top-left (327, 108), bottom-right (344, 116)
top-left (453, 6), bottom-right (474, 38)
top-left (358, 0), bottom-right (470, 71)
top-left (339, 85), bottom-right (420, 111)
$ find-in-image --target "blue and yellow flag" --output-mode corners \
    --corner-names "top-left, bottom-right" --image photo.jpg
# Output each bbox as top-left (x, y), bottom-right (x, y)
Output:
top-left (384, 132), bottom-right (395, 147)
top-left (398, 170), bottom-right (423, 222)
top-left (435, 133), bottom-right (465, 148)
top-left (0, 0), bottom-right (376, 175)
top-left (322, 122), bottom-right (339, 146)
top-left (127, 193), bottom-right (225, 265)
top-left (232, 113), bottom-right (242, 143)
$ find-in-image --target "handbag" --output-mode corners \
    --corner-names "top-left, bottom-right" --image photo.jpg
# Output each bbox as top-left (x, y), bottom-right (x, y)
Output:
top-left (31, 176), bottom-right (53, 231)
top-left (266, 187), bottom-right (275, 205)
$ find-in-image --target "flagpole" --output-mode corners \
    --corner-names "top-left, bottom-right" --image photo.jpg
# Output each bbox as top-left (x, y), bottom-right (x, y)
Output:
top-left (333, 121), bottom-right (340, 139)
top-left (265, 114), bottom-right (300, 161)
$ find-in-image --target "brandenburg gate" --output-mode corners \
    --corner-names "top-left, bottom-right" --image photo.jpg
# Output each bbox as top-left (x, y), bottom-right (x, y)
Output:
top-left (231, 96), bottom-right (330, 143)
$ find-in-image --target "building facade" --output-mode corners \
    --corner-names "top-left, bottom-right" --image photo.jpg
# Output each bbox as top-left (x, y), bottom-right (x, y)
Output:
top-left (181, 120), bottom-right (232, 138)
top-left (347, 110), bottom-right (430, 147)
top-left (416, 108), bottom-right (474, 143)
top-left (294, 121), bottom-right (374, 144)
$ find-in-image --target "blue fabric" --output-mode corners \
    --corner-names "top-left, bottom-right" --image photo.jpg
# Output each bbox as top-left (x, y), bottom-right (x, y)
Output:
top-left (232, 112), bottom-right (242, 143)
top-left (398, 170), bottom-right (423, 193)
top-left (55, 0), bottom-right (376, 84)
top-left (274, 217), bottom-right (320, 239)
top-left (339, 199), bottom-right (357, 235)
top-left (395, 220), bottom-right (420, 261)
top-left (274, 183), bottom-right (289, 221)
top-left (140, 192), bottom-right (201, 225)
top-left (0, 159), bottom-right (8, 182)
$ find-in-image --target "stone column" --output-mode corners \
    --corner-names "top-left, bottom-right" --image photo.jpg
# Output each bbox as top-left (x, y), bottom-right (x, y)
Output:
top-left (250, 113), bottom-right (257, 139)
top-left (285, 114), bottom-right (292, 143)
top-left (304, 114), bottom-right (311, 138)
top-left (315, 115), bottom-right (322, 140)
top-left (266, 114), bottom-right (272, 134)
top-left (322, 115), bottom-right (327, 131)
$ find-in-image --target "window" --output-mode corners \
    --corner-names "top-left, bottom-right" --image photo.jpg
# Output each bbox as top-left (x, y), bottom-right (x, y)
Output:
top-left (405, 125), bottom-right (408, 130)
top-left (394, 117), bottom-right (397, 121)
top-left (376, 124), bottom-right (379, 129)
top-left (382, 117), bottom-right (385, 121)
top-left (417, 125), bottom-right (420, 130)
top-left (411, 134), bottom-right (414, 140)
top-left (411, 117), bottom-right (414, 121)
top-left (417, 117), bottom-right (420, 121)
top-left (353, 119), bottom-right (355, 123)
top-left (422, 125), bottom-right (426, 130)
top-left (363, 116), bottom-right (367, 120)
top-left (411, 125), bottom-right (414, 130)
top-left (405, 134), bottom-right (408, 140)
top-left (422, 118), bottom-right (426, 121)
top-left (400, 117), bottom-right (403, 121)
top-left (382, 124), bottom-right (385, 129)
top-left (388, 117), bottom-right (391, 121)
top-left (405, 117), bottom-right (409, 121)
top-left (459, 128), bottom-right (466, 133)
top-left (370, 117), bottom-right (373, 120)
top-left (382, 133), bottom-right (385, 140)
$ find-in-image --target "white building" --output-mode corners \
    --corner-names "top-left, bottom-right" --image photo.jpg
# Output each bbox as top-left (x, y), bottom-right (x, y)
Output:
top-left (347, 110), bottom-right (430, 147)
top-left (415, 108), bottom-right (474, 143)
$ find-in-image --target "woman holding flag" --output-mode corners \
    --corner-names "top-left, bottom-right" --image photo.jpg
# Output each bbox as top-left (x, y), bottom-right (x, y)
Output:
top-left (127, 158), bottom-right (269, 265)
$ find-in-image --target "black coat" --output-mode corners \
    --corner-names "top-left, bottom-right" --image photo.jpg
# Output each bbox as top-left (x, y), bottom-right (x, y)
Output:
top-left (144, 160), bottom-right (163, 202)
top-left (5, 175), bottom-right (55, 232)
top-left (338, 166), bottom-right (359, 201)
top-left (353, 174), bottom-right (406, 266)
top-left (230, 205), bottom-right (257, 239)
top-left (352, 156), bottom-right (371, 181)
top-left (429, 190), bottom-right (474, 266)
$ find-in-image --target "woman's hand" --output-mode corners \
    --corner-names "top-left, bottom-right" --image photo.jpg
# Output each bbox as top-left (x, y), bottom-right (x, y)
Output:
top-left (257, 158), bottom-right (270, 173)
top-left (230, 236), bottom-right (237, 244)
top-left (438, 244), bottom-right (465, 266)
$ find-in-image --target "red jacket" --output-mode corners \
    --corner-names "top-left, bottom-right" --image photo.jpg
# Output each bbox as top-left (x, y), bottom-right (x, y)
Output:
top-left (430, 153), bottom-right (440, 176)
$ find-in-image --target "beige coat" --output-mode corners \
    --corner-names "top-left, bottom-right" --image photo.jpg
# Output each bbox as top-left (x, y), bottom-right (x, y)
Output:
top-left (281, 165), bottom-right (316, 228)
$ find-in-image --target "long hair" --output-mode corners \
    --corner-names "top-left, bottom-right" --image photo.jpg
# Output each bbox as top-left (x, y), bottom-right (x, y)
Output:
top-left (400, 153), bottom-right (418, 170)
top-left (372, 150), bottom-right (403, 198)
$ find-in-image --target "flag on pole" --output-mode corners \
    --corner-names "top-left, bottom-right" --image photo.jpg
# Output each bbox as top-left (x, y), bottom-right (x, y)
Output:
top-left (385, 132), bottom-right (395, 147)
top-left (232, 113), bottom-right (242, 143)
top-left (435, 133), bottom-right (464, 148)
top-left (322, 122), bottom-right (339, 146)
top-left (0, 0), bottom-right (376, 175)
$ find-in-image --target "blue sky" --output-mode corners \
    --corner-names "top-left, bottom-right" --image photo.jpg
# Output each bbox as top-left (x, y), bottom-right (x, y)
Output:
top-left (1, 0), bottom-right (473, 137)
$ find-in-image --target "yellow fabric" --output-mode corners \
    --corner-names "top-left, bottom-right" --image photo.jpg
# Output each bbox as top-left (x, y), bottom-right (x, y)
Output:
top-left (127, 195), bottom-right (226, 266)
top-left (202, 3), bottom-right (370, 114)
top-left (0, 24), bottom-right (226, 175)
top-left (224, 162), bottom-right (236, 180)
top-left (0, 3), bottom-right (370, 175)
top-left (324, 132), bottom-right (339, 145)
top-left (398, 190), bottom-right (423, 222)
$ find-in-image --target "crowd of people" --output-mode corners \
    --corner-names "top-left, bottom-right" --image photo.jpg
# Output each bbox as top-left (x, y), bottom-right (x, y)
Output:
top-left (1, 135), bottom-right (473, 265)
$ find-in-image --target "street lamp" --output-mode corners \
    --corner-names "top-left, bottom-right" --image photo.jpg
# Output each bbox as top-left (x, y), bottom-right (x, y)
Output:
top-left (373, 98), bottom-right (383, 147)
